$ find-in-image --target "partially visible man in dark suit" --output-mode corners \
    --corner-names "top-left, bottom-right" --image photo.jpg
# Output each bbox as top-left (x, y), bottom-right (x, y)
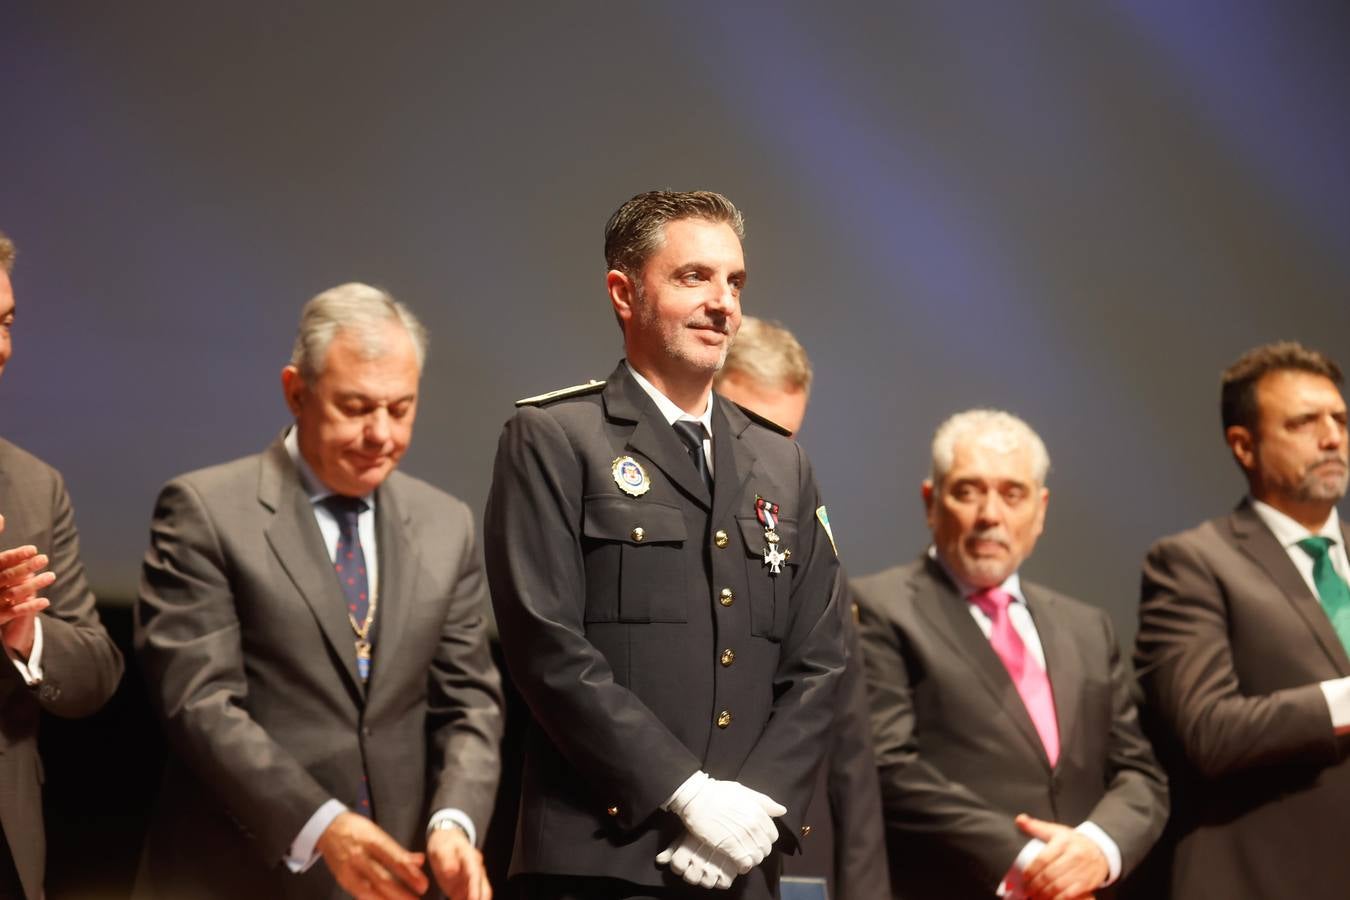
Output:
top-left (0, 230), bottom-right (124, 900)
top-left (856, 409), bottom-right (1166, 900)
top-left (1135, 341), bottom-right (1350, 899)
top-left (714, 316), bottom-right (888, 900)
top-left (135, 282), bottom-right (503, 900)
top-left (485, 190), bottom-right (844, 898)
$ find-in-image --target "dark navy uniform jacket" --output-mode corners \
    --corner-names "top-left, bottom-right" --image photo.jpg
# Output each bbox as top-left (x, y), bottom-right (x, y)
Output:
top-left (485, 360), bottom-right (844, 896)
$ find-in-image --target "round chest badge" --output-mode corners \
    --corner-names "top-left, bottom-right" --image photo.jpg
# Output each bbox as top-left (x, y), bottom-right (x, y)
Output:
top-left (611, 456), bottom-right (651, 497)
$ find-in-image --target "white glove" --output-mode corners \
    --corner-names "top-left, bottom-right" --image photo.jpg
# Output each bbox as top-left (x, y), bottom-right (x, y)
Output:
top-left (656, 832), bottom-right (738, 889)
top-left (663, 771), bottom-right (786, 870)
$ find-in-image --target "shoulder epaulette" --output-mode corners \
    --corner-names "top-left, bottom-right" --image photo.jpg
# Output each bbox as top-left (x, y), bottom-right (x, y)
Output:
top-left (515, 379), bottom-right (606, 407)
top-left (731, 401), bottom-right (793, 437)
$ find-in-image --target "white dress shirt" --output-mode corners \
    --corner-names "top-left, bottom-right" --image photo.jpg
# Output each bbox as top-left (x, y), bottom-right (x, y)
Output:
top-left (1249, 500), bottom-right (1350, 732)
top-left (626, 361), bottom-right (714, 474)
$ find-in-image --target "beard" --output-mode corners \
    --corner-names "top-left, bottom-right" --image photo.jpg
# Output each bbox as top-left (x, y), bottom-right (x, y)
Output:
top-left (1293, 454), bottom-right (1350, 503)
top-left (633, 287), bottom-right (735, 374)
top-left (955, 527), bottom-right (1018, 588)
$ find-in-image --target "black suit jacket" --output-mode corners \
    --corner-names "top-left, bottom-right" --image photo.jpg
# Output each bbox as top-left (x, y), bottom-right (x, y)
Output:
top-left (855, 557), bottom-right (1167, 900)
top-left (1135, 500), bottom-right (1350, 899)
top-left (782, 577), bottom-right (889, 900)
top-left (134, 437), bottom-right (503, 899)
top-left (0, 438), bottom-right (123, 900)
top-left (484, 362), bottom-right (844, 897)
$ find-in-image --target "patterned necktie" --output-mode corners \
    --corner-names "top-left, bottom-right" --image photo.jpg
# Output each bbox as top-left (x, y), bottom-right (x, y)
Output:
top-left (322, 494), bottom-right (374, 818)
top-left (1297, 536), bottom-right (1350, 654)
top-left (673, 420), bottom-right (713, 493)
top-left (969, 587), bottom-right (1060, 766)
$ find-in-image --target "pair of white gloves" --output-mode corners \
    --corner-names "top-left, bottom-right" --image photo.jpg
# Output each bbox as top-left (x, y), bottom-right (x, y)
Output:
top-left (656, 770), bottom-right (786, 890)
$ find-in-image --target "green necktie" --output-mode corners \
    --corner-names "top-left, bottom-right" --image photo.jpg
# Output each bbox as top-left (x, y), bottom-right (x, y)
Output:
top-left (1297, 536), bottom-right (1350, 654)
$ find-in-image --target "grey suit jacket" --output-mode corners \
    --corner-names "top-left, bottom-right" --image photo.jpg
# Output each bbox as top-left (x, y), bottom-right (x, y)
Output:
top-left (0, 437), bottom-right (123, 900)
top-left (1135, 500), bottom-right (1350, 899)
top-left (134, 436), bottom-right (502, 899)
top-left (484, 361), bottom-right (844, 897)
top-left (855, 557), bottom-right (1166, 900)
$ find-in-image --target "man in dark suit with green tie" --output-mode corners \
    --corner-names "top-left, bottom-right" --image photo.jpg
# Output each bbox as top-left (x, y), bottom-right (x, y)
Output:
top-left (1136, 341), bottom-right (1350, 899)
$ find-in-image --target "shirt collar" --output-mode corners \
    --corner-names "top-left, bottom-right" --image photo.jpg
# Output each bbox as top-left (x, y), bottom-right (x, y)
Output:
top-left (1250, 497), bottom-right (1342, 549)
top-left (927, 545), bottom-right (1026, 604)
top-left (283, 426), bottom-right (377, 510)
top-left (625, 360), bottom-right (714, 433)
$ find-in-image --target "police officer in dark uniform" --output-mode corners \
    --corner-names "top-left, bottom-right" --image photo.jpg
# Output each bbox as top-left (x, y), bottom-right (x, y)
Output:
top-left (484, 190), bottom-right (845, 899)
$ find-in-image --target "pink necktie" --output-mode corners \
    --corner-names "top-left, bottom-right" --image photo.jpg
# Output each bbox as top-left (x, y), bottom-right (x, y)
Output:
top-left (970, 587), bottom-right (1060, 766)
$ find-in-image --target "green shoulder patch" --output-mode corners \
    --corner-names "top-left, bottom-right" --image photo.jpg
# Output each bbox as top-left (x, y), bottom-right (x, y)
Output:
top-left (515, 379), bottom-right (606, 407)
top-left (729, 401), bottom-right (792, 437)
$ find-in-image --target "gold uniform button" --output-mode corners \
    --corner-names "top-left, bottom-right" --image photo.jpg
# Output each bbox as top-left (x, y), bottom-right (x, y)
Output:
top-left (719, 588), bottom-right (734, 607)
top-left (631, 526), bottom-right (645, 542)
top-left (607, 805), bottom-right (619, 817)
top-left (720, 648), bottom-right (735, 667)
top-left (716, 710), bottom-right (732, 728)
top-left (714, 530), bottom-right (729, 548)
top-left (800, 825), bottom-right (812, 838)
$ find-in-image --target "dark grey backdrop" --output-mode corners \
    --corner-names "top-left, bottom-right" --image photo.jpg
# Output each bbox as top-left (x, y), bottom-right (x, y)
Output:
top-left (4, 0), bottom-right (1349, 650)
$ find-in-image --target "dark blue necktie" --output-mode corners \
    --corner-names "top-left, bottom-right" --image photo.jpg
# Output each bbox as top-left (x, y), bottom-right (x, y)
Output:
top-left (673, 420), bottom-right (712, 493)
top-left (322, 494), bottom-right (373, 817)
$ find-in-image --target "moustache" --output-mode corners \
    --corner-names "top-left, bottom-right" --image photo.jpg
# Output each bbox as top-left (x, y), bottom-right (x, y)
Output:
top-left (688, 319), bottom-right (730, 335)
top-left (966, 528), bottom-right (1010, 549)
top-left (1306, 454), bottom-right (1349, 474)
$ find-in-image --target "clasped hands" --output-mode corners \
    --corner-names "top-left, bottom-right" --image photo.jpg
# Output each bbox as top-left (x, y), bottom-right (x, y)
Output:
top-left (656, 771), bottom-right (786, 890)
top-left (0, 514), bottom-right (56, 658)
top-left (1008, 813), bottom-right (1109, 900)
top-left (318, 812), bottom-right (490, 900)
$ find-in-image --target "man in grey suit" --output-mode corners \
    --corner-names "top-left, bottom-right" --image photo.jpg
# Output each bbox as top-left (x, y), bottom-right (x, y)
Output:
top-left (855, 410), bottom-right (1166, 900)
top-left (135, 283), bottom-right (503, 900)
top-left (713, 316), bottom-right (888, 900)
top-left (485, 190), bottom-right (844, 898)
top-left (0, 230), bottom-right (124, 900)
top-left (1135, 341), bottom-right (1350, 899)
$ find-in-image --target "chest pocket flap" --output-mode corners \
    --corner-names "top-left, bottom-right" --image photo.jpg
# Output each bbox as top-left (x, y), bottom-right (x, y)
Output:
top-left (735, 515), bottom-right (799, 639)
top-left (583, 496), bottom-right (688, 623)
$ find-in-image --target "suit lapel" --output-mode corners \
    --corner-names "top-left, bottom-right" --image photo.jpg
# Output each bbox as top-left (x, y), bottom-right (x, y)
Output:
top-left (259, 439), bottom-right (366, 697)
top-left (913, 559), bottom-right (1050, 767)
top-left (603, 363), bottom-right (712, 508)
top-left (1025, 585), bottom-right (1077, 767)
top-left (1230, 501), bottom-right (1350, 675)
top-left (368, 479), bottom-right (417, 701)
top-left (711, 398), bottom-right (757, 531)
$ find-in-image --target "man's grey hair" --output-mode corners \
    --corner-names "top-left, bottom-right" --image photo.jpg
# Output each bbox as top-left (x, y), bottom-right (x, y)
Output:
top-left (715, 316), bottom-right (813, 394)
top-left (930, 409), bottom-right (1051, 486)
top-left (0, 231), bottom-right (15, 275)
top-left (290, 282), bottom-right (428, 382)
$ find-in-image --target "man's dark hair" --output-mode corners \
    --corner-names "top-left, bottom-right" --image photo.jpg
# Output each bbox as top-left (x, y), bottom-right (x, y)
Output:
top-left (1221, 341), bottom-right (1343, 432)
top-left (604, 190), bottom-right (744, 278)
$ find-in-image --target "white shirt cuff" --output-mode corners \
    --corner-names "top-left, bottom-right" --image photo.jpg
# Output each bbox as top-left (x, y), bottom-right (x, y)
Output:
top-left (1320, 677), bottom-right (1350, 733)
top-left (287, 799), bottom-right (347, 873)
top-left (6, 617), bottom-right (44, 685)
top-left (427, 808), bottom-right (478, 847)
top-left (999, 838), bottom-right (1046, 896)
top-left (1076, 820), bottom-right (1122, 885)
top-left (998, 821), bottom-right (1119, 896)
